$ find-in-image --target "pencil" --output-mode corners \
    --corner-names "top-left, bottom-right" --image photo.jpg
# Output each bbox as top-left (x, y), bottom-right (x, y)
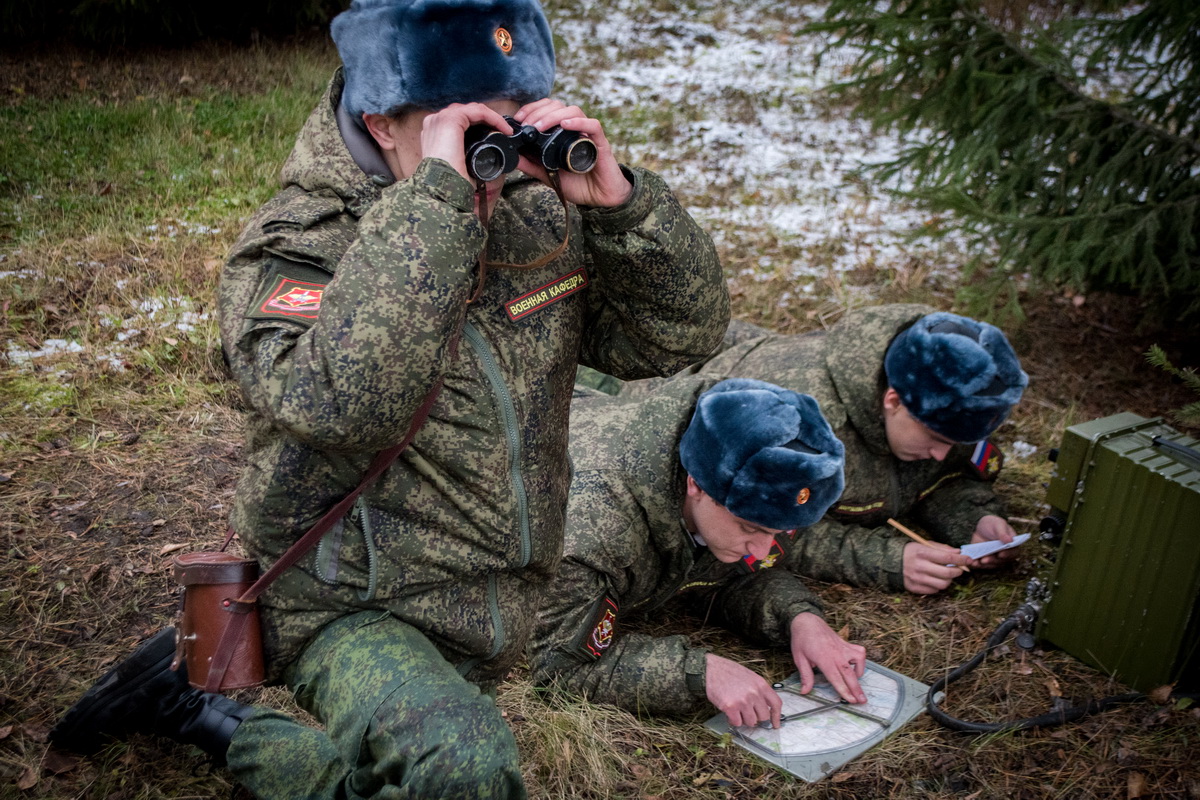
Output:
top-left (886, 518), bottom-right (970, 572)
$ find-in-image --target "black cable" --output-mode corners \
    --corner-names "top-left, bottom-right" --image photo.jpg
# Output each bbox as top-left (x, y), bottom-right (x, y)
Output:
top-left (927, 603), bottom-right (1145, 733)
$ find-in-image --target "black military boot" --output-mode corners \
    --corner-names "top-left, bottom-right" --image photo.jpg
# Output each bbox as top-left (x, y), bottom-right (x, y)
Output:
top-left (50, 627), bottom-right (253, 765)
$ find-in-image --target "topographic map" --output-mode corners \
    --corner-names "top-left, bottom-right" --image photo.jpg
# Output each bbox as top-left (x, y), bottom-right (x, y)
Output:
top-left (705, 662), bottom-right (931, 782)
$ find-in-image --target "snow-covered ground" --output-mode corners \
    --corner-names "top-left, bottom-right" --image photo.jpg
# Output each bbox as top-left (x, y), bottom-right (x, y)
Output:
top-left (549, 0), bottom-right (974, 293)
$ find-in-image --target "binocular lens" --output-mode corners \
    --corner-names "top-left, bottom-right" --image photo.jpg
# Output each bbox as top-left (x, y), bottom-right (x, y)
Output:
top-left (468, 144), bottom-right (508, 183)
top-left (564, 139), bottom-right (598, 175)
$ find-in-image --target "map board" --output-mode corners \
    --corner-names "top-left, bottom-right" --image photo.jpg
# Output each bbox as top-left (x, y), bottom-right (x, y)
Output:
top-left (704, 661), bottom-right (931, 782)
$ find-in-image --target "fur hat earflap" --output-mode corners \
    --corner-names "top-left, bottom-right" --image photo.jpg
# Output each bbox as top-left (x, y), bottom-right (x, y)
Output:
top-left (332, 0), bottom-right (556, 120)
top-left (884, 311), bottom-right (1028, 443)
top-left (679, 379), bottom-right (845, 531)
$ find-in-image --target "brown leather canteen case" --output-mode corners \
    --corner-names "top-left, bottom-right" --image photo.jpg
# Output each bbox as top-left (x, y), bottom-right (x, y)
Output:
top-left (172, 551), bottom-right (265, 691)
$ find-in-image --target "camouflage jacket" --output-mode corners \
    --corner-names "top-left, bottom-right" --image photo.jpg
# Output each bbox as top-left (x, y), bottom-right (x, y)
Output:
top-left (629, 304), bottom-right (1007, 591)
top-left (528, 376), bottom-right (825, 716)
top-left (216, 71), bottom-right (729, 686)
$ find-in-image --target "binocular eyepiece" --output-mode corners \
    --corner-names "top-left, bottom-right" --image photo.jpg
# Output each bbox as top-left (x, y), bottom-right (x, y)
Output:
top-left (465, 116), bottom-right (598, 183)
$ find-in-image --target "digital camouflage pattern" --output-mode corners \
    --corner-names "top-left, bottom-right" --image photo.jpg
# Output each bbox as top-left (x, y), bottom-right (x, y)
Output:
top-left (528, 375), bottom-right (825, 716)
top-left (229, 611), bottom-right (524, 799)
top-left (216, 69), bottom-right (729, 689)
top-left (614, 305), bottom-right (1008, 590)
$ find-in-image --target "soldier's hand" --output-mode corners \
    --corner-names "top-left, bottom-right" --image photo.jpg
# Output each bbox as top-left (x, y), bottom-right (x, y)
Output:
top-left (789, 612), bottom-right (868, 704)
top-left (902, 542), bottom-right (972, 594)
top-left (969, 515), bottom-right (1018, 568)
top-left (512, 99), bottom-right (633, 208)
top-left (420, 102), bottom-right (515, 183)
top-left (704, 654), bottom-right (782, 729)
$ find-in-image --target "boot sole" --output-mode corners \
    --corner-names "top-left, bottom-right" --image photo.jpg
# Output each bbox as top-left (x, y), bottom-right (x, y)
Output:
top-left (50, 627), bottom-right (179, 753)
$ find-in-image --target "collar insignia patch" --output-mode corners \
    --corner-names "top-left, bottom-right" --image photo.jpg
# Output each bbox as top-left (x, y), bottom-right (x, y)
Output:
top-left (738, 535), bottom-right (791, 574)
top-left (260, 277), bottom-right (324, 319)
top-left (494, 27), bottom-right (513, 54)
top-left (505, 268), bottom-right (589, 321)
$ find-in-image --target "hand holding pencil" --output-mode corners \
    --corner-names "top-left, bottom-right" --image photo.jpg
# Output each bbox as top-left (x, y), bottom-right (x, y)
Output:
top-left (889, 518), bottom-right (974, 595)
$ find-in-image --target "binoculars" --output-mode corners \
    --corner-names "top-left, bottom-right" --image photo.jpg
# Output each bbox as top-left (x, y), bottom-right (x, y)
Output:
top-left (465, 116), bottom-right (598, 182)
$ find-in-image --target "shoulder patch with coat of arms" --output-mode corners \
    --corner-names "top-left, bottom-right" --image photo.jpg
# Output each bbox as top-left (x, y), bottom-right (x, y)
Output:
top-left (575, 594), bottom-right (619, 659)
top-left (246, 261), bottom-right (333, 323)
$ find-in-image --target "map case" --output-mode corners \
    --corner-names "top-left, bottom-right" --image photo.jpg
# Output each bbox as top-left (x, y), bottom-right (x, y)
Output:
top-left (704, 661), bottom-right (930, 782)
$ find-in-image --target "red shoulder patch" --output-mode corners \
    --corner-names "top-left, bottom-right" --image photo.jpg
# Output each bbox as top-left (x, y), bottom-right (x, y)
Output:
top-left (259, 277), bottom-right (325, 319)
top-left (583, 596), bottom-right (619, 658)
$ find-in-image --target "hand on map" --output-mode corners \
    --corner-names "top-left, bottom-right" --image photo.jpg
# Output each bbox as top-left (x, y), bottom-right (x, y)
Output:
top-left (789, 612), bottom-right (868, 705)
top-left (705, 653), bottom-right (783, 729)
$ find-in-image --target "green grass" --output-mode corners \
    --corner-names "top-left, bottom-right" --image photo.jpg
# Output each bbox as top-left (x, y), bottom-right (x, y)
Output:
top-left (0, 49), bottom-right (331, 250)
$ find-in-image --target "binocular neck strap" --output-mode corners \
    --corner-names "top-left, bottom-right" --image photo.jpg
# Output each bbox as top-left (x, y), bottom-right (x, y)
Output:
top-left (468, 172), bottom-right (571, 305)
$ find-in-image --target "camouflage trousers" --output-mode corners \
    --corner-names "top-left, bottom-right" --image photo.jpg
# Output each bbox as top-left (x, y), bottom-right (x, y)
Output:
top-left (226, 611), bottom-right (526, 799)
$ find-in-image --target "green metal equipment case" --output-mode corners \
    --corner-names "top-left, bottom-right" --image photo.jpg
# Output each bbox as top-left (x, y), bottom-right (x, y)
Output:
top-left (1037, 413), bottom-right (1200, 693)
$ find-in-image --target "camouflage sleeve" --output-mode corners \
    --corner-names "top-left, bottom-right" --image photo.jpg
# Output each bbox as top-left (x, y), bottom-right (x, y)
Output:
top-left (576, 166), bottom-right (729, 380)
top-left (718, 318), bottom-right (772, 351)
top-left (705, 569), bottom-right (824, 648)
top-left (786, 518), bottom-right (909, 592)
top-left (222, 158), bottom-right (481, 452)
top-left (528, 556), bottom-right (711, 717)
top-left (914, 478), bottom-right (1007, 546)
top-left (528, 470), bottom-right (711, 716)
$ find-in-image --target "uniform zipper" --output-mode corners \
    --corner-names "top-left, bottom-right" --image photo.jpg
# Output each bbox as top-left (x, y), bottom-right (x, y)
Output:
top-left (356, 496), bottom-right (379, 601)
top-left (464, 321), bottom-right (531, 661)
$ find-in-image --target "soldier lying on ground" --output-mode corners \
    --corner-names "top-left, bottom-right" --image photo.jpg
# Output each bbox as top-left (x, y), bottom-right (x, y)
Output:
top-left (530, 377), bottom-right (868, 730)
top-left (48, 0), bottom-right (729, 796)
top-left (578, 304), bottom-right (1029, 595)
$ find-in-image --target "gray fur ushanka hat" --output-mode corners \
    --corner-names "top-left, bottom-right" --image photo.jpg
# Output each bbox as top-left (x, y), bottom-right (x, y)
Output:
top-left (884, 311), bottom-right (1028, 443)
top-left (679, 379), bottom-right (845, 531)
top-left (331, 0), bottom-right (556, 119)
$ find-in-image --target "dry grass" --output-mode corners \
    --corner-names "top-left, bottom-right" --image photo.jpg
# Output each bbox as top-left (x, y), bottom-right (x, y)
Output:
top-left (2, 30), bottom-right (1199, 800)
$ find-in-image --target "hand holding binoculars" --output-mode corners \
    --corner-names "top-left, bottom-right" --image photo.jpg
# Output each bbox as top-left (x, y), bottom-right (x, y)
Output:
top-left (465, 116), bottom-right (598, 182)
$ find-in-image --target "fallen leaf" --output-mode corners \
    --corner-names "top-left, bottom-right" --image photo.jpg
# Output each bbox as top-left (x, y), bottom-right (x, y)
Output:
top-left (831, 771), bottom-right (854, 782)
top-left (1127, 771), bottom-right (1148, 798)
top-left (1148, 684), bottom-right (1174, 705)
top-left (1044, 676), bottom-right (1062, 698)
top-left (43, 749), bottom-right (79, 775)
top-left (1072, 294), bottom-right (1086, 307)
top-left (159, 543), bottom-right (188, 556)
top-left (16, 766), bottom-right (36, 790)
top-left (151, 519), bottom-right (166, 527)
top-left (22, 722), bottom-right (49, 743)
top-left (0, 724), bottom-right (11, 740)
